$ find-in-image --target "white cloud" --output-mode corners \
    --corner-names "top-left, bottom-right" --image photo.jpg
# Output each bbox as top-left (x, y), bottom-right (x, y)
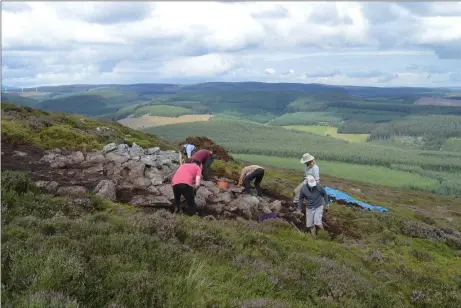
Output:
top-left (159, 54), bottom-right (236, 78)
top-left (265, 68), bottom-right (276, 75)
top-left (2, 2), bottom-right (461, 87)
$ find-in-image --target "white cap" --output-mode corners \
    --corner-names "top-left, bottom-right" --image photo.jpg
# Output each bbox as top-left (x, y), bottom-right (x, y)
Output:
top-left (307, 175), bottom-right (317, 187)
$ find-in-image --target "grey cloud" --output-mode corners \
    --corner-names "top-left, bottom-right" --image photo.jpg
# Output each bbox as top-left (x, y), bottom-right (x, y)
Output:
top-left (360, 3), bottom-right (403, 24)
top-left (396, 3), bottom-right (461, 17)
top-left (305, 70), bottom-right (341, 78)
top-left (2, 2), bottom-right (31, 13)
top-left (432, 42), bottom-right (461, 59)
top-left (308, 4), bottom-right (353, 26)
top-left (377, 73), bottom-right (398, 83)
top-left (405, 65), bottom-right (447, 74)
top-left (59, 3), bottom-right (154, 25)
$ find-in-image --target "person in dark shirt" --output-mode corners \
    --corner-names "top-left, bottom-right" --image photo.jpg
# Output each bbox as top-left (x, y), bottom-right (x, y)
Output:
top-left (298, 175), bottom-right (329, 236)
top-left (190, 149), bottom-right (214, 181)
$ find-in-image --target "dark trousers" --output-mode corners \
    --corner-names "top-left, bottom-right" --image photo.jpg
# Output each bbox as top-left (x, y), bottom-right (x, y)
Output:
top-left (172, 184), bottom-right (197, 215)
top-left (202, 155), bottom-right (215, 181)
top-left (244, 168), bottom-right (264, 196)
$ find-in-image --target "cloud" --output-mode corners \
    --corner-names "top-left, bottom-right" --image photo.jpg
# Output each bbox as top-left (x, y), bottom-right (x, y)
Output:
top-left (2, 2), bottom-right (461, 87)
top-left (159, 54), bottom-right (236, 78)
top-left (264, 68), bottom-right (276, 75)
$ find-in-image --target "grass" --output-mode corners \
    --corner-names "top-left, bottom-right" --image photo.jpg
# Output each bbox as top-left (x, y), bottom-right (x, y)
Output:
top-left (1, 102), bottom-right (174, 151)
top-left (442, 138), bottom-right (461, 152)
top-left (269, 112), bottom-right (343, 126)
top-left (118, 114), bottom-right (213, 130)
top-left (284, 125), bottom-right (369, 143)
top-left (232, 153), bottom-right (440, 191)
top-left (2, 166), bottom-right (461, 308)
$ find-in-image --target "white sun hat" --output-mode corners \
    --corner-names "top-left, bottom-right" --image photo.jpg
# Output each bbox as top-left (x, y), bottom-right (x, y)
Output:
top-left (306, 175), bottom-right (317, 187)
top-left (300, 153), bottom-right (315, 164)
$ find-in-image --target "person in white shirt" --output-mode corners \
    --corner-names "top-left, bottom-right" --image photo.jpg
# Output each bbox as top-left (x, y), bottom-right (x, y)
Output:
top-left (179, 143), bottom-right (196, 165)
top-left (293, 153), bottom-right (320, 205)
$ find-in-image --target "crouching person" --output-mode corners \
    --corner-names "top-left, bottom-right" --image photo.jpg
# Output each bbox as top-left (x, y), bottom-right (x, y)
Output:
top-left (171, 159), bottom-right (202, 215)
top-left (298, 175), bottom-right (328, 236)
top-left (238, 165), bottom-right (265, 197)
top-left (191, 149), bottom-right (214, 181)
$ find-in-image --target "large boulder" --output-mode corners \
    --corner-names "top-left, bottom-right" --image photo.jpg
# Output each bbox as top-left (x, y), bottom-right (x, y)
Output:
top-left (93, 180), bottom-right (116, 201)
top-left (227, 195), bottom-right (260, 219)
top-left (133, 177), bottom-right (151, 190)
top-left (121, 160), bottom-right (146, 182)
top-left (103, 143), bottom-right (117, 154)
top-left (129, 143), bottom-right (145, 157)
top-left (144, 166), bottom-right (166, 185)
top-left (105, 152), bottom-right (130, 164)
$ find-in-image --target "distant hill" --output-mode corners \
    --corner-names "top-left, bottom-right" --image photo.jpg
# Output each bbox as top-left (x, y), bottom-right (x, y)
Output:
top-left (1, 92), bottom-right (39, 107)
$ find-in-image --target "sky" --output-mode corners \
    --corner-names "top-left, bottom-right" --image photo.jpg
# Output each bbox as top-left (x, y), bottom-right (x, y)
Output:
top-left (2, 1), bottom-right (461, 88)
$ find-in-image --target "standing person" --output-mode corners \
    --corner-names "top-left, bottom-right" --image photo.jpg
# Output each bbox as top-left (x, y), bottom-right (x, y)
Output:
top-left (293, 153), bottom-right (320, 205)
top-left (180, 143), bottom-right (196, 165)
top-left (298, 175), bottom-right (328, 236)
top-left (171, 159), bottom-right (202, 215)
top-left (190, 149), bottom-right (214, 181)
top-left (238, 165), bottom-right (265, 197)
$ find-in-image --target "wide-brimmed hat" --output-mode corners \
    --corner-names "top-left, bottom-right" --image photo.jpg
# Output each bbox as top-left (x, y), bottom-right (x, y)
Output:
top-left (306, 175), bottom-right (317, 187)
top-left (300, 153), bottom-right (315, 164)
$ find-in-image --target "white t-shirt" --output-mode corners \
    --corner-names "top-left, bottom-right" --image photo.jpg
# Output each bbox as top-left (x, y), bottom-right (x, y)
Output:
top-left (182, 144), bottom-right (196, 158)
top-left (304, 164), bottom-right (320, 182)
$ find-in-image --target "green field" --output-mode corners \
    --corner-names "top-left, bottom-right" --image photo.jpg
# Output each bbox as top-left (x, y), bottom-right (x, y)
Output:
top-left (232, 153), bottom-right (440, 191)
top-left (284, 125), bottom-right (369, 143)
top-left (442, 138), bottom-right (461, 152)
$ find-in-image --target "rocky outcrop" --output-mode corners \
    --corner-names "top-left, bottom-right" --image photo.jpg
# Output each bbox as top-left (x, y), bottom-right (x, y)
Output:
top-left (34, 142), bottom-right (296, 225)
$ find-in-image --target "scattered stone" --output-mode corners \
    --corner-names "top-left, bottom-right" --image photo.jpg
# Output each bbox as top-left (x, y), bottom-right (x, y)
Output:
top-left (129, 143), bottom-right (145, 157)
top-left (73, 198), bottom-right (93, 208)
top-left (157, 184), bottom-right (175, 201)
top-left (147, 147), bottom-right (160, 154)
top-left (103, 143), bottom-right (117, 154)
top-left (57, 186), bottom-right (87, 197)
top-left (35, 180), bottom-right (59, 193)
top-left (13, 151), bottom-right (28, 157)
top-left (269, 200), bottom-right (282, 212)
top-left (93, 180), bottom-right (116, 201)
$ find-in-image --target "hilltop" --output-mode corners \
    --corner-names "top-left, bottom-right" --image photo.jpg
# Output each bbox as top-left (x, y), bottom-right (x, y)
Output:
top-left (2, 103), bottom-right (461, 307)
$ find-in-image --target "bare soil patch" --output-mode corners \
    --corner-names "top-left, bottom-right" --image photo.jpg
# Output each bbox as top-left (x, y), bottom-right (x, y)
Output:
top-left (118, 114), bottom-right (213, 129)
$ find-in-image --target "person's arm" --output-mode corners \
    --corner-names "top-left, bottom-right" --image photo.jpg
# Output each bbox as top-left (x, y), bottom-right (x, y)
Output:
top-left (238, 167), bottom-right (247, 186)
top-left (297, 189), bottom-right (304, 210)
top-left (179, 150), bottom-right (183, 165)
top-left (194, 166), bottom-right (202, 189)
top-left (314, 166), bottom-right (320, 182)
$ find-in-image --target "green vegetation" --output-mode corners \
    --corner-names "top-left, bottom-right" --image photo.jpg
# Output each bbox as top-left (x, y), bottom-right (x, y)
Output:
top-left (131, 105), bottom-right (195, 117)
top-left (232, 154), bottom-right (439, 191)
top-left (284, 125), bottom-right (369, 143)
top-left (1, 93), bottom-right (39, 107)
top-left (1, 102), bottom-right (173, 151)
top-left (442, 138), bottom-right (461, 152)
top-left (3, 167), bottom-right (461, 307)
top-left (147, 119), bottom-right (461, 197)
top-left (269, 112), bottom-right (342, 126)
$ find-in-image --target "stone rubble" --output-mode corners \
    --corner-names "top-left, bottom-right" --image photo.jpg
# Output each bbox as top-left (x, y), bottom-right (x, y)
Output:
top-left (35, 143), bottom-right (296, 223)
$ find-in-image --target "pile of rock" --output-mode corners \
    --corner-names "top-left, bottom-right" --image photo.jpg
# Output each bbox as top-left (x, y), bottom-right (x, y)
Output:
top-left (34, 143), bottom-right (293, 222)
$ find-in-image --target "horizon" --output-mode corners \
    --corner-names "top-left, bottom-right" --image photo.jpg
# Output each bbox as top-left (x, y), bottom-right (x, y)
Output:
top-left (2, 2), bottom-right (461, 88)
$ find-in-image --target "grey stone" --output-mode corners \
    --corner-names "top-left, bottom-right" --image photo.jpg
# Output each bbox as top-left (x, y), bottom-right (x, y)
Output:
top-left (35, 180), bottom-right (59, 193)
top-left (57, 186), bottom-right (87, 197)
top-left (147, 185), bottom-right (160, 195)
top-left (210, 203), bottom-right (225, 215)
top-left (83, 152), bottom-right (105, 167)
top-left (82, 164), bottom-right (104, 176)
top-left (133, 177), bottom-right (151, 190)
top-left (157, 184), bottom-right (175, 201)
top-left (144, 166), bottom-right (166, 185)
top-left (129, 143), bottom-right (145, 157)
top-left (93, 180), bottom-right (116, 201)
top-left (121, 160), bottom-right (146, 182)
top-left (103, 143), bottom-right (117, 154)
top-left (195, 194), bottom-right (207, 208)
top-left (196, 186), bottom-right (214, 201)
top-left (131, 195), bottom-right (171, 207)
top-left (228, 195), bottom-right (260, 219)
top-left (262, 206), bottom-right (272, 214)
top-left (141, 155), bottom-right (159, 167)
top-left (105, 152), bottom-right (130, 164)
top-left (73, 198), bottom-right (93, 208)
top-left (13, 151), bottom-right (27, 157)
top-left (269, 200), bottom-right (282, 212)
top-left (147, 147), bottom-right (160, 154)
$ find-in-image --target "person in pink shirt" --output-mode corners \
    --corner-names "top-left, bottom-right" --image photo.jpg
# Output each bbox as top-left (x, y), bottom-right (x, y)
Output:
top-left (171, 159), bottom-right (202, 215)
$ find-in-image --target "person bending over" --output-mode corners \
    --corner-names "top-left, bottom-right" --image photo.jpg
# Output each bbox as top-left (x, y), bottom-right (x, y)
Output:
top-left (171, 159), bottom-right (202, 215)
top-left (179, 143), bottom-right (196, 165)
top-left (298, 175), bottom-right (328, 236)
top-left (190, 149), bottom-right (214, 181)
top-left (238, 165), bottom-right (265, 197)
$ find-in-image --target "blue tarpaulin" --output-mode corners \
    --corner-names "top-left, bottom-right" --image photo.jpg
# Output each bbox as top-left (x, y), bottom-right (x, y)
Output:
top-left (325, 187), bottom-right (389, 213)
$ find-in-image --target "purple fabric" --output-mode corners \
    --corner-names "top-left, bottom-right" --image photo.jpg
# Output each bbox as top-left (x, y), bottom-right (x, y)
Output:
top-left (258, 212), bottom-right (277, 223)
